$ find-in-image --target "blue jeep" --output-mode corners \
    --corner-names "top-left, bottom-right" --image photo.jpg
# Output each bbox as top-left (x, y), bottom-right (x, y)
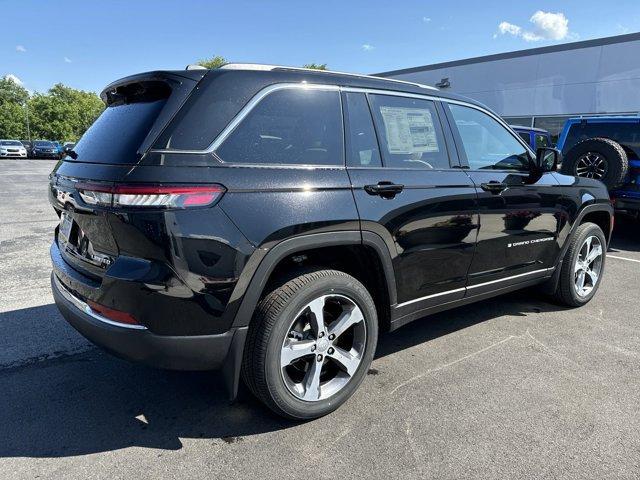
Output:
top-left (557, 116), bottom-right (640, 217)
top-left (510, 125), bottom-right (553, 151)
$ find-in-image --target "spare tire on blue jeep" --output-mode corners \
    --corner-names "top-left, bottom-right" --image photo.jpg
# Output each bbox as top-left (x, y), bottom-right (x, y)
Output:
top-left (561, 137), bottom-right (629, 189)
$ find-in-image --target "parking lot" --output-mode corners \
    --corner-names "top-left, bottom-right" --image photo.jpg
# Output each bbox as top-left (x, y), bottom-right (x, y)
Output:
top-left (1, 159), bottom-right (639, 479)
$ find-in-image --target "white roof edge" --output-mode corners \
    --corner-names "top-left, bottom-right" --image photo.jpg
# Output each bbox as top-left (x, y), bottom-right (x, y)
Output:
top-left (218, 63), bottom-right (438, 91)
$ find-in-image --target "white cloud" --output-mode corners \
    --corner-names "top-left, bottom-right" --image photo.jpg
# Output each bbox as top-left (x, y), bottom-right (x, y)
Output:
top-left (16, 45), bottom-right (26, 53)
top-left (498, 21), bottom-right (522, 36)
top-left (64, 56), bottom-right (72, 63)
top-left (422, 16), bottom-right (431, 23)
top-left (5, 74), bottom-right (23, 85)
top-left (495, 11), bottom-right (570, 42)
top-left (361, 44), bottom-right (374, 51)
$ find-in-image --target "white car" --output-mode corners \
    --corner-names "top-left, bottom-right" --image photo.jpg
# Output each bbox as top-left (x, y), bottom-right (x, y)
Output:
top-left (0, 140), bottom-right (28, 158)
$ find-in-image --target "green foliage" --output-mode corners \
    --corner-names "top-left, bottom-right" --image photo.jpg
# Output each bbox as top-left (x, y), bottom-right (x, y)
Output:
top-left (0, 77), bottom-right (30, 139)
top-left (0, 76), bottom-right (104, 142)
top-left (28, 84), bottom-right (104, 142)
top-left (302, 63), bottom-right (328, 70)
top-left (197, 55), bottom-right (227, 69)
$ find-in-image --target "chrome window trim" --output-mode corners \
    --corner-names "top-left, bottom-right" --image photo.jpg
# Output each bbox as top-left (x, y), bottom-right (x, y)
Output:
top-left (149, 82), bottom-right (533, 158)
top-left (54, 275), bottom-right (148, 330)
top-left (395, 267), bottom-right (554, 309)
top-left (150, 83), bottom-right (340, 155)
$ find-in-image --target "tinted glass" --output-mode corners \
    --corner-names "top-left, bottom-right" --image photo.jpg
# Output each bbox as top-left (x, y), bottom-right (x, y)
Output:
top-left (448, 104), bottom-right (530, 171)
top-left (35, 141), bottom-right (54, 147)
top-left (534, 116), bottom-right (571, 144)
top-left (343, 92), bottom-right (382, 167)
top-left (534, 133), bottom-right (550, 149)
top-left (368, 94), bottom-right (449, 169)
top-left (216, 89), bottom-right (342, 166)
top-left (71, 99), bottom-right (166, 164)
top-left (1, 141), bottom-right (23, 146)
top-left (517, 132), bottom-right (531, 144)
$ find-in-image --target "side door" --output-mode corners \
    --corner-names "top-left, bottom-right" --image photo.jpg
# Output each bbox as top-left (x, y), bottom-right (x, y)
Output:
top-left (443, 102), bottom-right (563, 294)
top-left (343, 90), bottom-right (478, 316)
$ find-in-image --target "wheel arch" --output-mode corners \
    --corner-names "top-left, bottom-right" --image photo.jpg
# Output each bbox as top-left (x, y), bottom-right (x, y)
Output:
top-left (230, 231), bottom-right (397, 330)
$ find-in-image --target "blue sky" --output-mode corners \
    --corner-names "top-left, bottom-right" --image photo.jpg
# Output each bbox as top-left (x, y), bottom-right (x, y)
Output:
top-left (2, 0), bottom-right (639, 94)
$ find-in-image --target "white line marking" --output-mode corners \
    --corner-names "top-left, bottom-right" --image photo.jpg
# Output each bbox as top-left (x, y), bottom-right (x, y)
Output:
top-left (608, 255), bottom-right (640, 264)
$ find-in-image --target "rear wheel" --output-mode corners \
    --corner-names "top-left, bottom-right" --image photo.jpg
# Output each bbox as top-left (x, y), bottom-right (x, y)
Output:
top-left (241, 269), bottom-right (378, 420)
top-left (561, 138), bottom-right (628, 189)
top-left (553, 222), bottom-right (606, 307)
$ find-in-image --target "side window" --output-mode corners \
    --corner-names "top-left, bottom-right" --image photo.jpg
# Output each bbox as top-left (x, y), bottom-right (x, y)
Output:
top-left (535, 133), bottom-right (550, 149)
top-left (368, 94), bottom-right (450, 169)
top-left (343, 92), bottom-right (382, 167)
top-left (517, 132), bottom-right (531, 144)
top-left (215, 88), bottom-right (343, 166)
top-left (448, 104), bottom-right (531, 171)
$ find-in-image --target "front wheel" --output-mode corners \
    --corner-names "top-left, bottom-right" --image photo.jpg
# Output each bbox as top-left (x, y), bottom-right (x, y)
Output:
top-left (553, 222), bottom-right (607, 307)
top-left (241, 269), bottom-right (378, 420)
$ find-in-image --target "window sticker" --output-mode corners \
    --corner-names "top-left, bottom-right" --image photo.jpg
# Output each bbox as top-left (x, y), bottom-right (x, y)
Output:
top-left (379, 106), bottom-right (439, 154)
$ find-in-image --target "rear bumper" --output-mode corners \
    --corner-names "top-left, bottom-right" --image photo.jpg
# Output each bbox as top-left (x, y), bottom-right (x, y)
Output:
top-left (51, 272), bottom-right (247, 373)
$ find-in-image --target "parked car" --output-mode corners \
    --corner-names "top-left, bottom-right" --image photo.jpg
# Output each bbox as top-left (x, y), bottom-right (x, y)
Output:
top-left (20, 140), bottom-right (33, 157)
top-left (49, 65), bottom-right (612, 419)
top-left (31, 140), bottom-right (60, 158)
top-left (0, 139), bottom-right (28, 158)
top-left (511, 125), bottom-right (553, 151)
top-left (51, 141), bottom-right (64, 159)
top-left (557, 116), bottom-right (640, 217)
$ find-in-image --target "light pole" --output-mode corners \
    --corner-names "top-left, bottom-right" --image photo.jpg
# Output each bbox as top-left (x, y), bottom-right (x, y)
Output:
top-left (23, 101), bottom-right (31, 141)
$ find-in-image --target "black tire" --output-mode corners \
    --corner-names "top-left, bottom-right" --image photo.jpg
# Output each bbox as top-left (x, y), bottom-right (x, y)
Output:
top-left (241, 269), bottom-right (378, 420)
top-left (561, 138), bottom-right (628, 189)
top-left (553, 222), bottom-right (607, 307)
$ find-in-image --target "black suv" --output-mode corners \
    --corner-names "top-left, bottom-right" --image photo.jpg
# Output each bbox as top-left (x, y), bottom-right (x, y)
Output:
top-left (50, 65), bottom-right (613, 419)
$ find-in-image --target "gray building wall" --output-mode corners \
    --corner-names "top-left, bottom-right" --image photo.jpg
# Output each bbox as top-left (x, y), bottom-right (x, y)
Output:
top-left (378, 33), bottom-right (640, 138)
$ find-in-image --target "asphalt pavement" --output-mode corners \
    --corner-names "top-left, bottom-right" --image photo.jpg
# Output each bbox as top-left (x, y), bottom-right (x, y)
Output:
top-left (1, 159), bottom-right (639, 479)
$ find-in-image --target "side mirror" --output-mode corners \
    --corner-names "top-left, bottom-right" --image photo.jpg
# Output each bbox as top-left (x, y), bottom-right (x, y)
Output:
top-left (535, 147), bottom-right (561, 172)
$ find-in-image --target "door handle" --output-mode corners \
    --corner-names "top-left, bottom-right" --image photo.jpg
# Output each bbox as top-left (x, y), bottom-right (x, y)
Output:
top-left (480, 181), bottom-right (508, 194)
top-left (364, 182), bottom-right (404, 198)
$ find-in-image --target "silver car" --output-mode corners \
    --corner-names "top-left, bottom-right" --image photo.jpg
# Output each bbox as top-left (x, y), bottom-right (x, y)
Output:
top-left (0, 140), bottom-right (28, 158)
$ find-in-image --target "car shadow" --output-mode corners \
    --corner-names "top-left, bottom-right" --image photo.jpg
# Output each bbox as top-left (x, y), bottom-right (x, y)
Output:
top-left (0, 290), bottom-right (566, 459)
top-left (609, 215), bottom-right (639, 253)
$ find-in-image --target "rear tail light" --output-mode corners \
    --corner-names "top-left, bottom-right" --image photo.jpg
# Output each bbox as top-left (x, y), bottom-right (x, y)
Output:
top-left (86, 300), bottom-right (141, 326)
top-left (77, 183), bottom-right (225, 208)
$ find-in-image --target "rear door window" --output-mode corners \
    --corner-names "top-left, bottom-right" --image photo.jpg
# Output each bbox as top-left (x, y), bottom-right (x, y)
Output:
top-left (343, 92), bottom-right (382, 167)
top-left (368, 94), bottom-right (450, 169)
top-left (215, 88), bottom-right (343, 166)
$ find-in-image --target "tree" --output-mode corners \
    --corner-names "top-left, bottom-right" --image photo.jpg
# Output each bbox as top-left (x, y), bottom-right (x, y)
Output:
top-left (302, 63), bottom-right (328, 70)
top-left (0, 76), bottom-right (30, 139)
top-left (28, 84), bottom-right (104, 142)
top-left (197, 55), bottom-right (227, 69)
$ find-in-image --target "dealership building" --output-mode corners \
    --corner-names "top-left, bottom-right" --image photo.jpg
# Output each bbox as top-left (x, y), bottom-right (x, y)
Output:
top-left (378, 32), bottom-right (640, 141)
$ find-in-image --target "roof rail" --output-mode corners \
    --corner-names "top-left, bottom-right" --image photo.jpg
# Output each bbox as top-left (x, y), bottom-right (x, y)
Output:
top-left (217, 63), bottom-right (438, 90)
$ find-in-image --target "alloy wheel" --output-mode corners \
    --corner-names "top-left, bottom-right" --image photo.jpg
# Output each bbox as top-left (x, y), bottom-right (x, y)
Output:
top-left (575, 152), bottom-right (608, 179)
top-left (574, 235), bottom-right (603, 298)
top-left (280, 294), bottom-right (367, 402)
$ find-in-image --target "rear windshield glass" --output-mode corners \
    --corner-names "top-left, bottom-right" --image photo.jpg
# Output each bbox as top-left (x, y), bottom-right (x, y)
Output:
top-left (69, 99), bottom-right (166, 164)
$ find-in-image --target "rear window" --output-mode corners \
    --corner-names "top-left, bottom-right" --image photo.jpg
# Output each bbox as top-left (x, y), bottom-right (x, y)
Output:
top-left (70, 100), bottom-right (166, 164)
